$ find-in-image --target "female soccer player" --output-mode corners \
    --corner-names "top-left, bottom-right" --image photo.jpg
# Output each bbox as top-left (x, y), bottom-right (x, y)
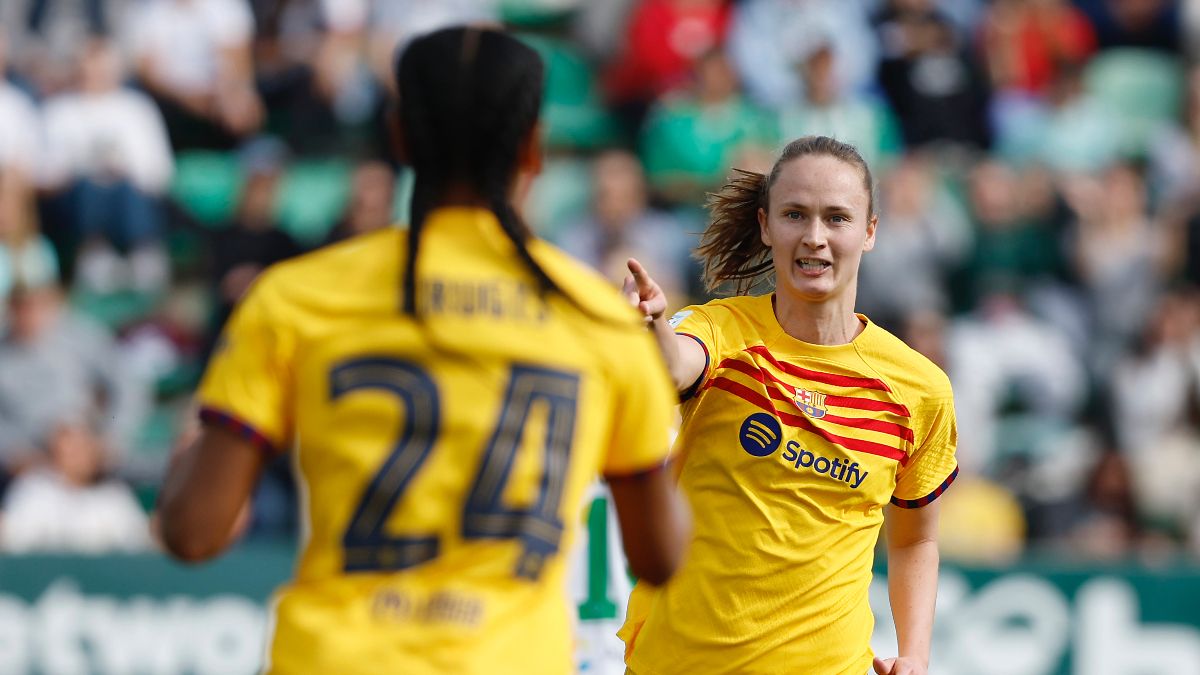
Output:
top-left (620, 136), bottom-right (957, 675)
top-left (158, 27), bottom-right (689, 675)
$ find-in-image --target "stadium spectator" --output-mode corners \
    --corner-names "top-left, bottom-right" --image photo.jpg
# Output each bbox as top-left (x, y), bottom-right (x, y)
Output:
top-left (319, 0), bottom-right (497, 98)
top-left (858, 153), bottom-right (971, 329)
top-left (604, 0), bottom-right (732, 129)
top-left (947, 291), bottom-right (1087, 475)
top-left (995, 62), bottom-right (1123, 173)
top-left (557, 149), bottom-right (690, 301)
top-left (1066, 161), bottom-right (1170, 373)
top-left (978, 0), bottom-right (1097, 96)
top-left (1061, 449), bottom-right (1142, 559)
top-left (0, 420), bottom-right (150, 553)
top-left (1149, 65), bottom-right (1200, 210)
top-left (875, 1), bottom-right (993, 151)
top-left (0, 33), bottom-right (41, 180)
top-left (321, 159), bottom-right (395, 245)
top-left (777, 42), bottom-right (902, 171)
top-left (1076, 0), bottom-right (1182, 53)
top-left (726, 0), bottom-right (877, 109)
top-left (0, 282), bottom-right (149, 479)
top-left (249, 0), bottom-right (343, 155)
top-left (955, 160), bottom-right (1067, 312)
top-left (203, 137), bottom-right (301, 362)
top-left (0, 0), bottom-right (128, 96)
top-left (639, 49), bottom-right (776, 204)
top-left (39, 39), bottom-right (172, 292)
top-left (129, 0), bottom-right (263, 150)
top-left (1110, 289), bottom-right (1200, 538)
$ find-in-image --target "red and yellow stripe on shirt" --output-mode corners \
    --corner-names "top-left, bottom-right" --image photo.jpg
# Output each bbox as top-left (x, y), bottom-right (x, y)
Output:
top-left (622, 294), bottom-right (958, 675)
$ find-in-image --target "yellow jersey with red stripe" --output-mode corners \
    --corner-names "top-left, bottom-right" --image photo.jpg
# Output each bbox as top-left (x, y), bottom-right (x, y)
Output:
top-left (195, 208), bottom-right (676, 675)
top-left (620, 293), bottom-right (957, 675)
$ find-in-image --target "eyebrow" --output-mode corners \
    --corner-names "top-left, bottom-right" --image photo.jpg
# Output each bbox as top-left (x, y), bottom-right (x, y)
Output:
top-left (778, 201), bottom-right (854, 213)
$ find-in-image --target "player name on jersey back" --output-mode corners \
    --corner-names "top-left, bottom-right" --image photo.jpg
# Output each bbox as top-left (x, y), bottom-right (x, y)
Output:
top-left (420, 278), bottom-right (547, 322)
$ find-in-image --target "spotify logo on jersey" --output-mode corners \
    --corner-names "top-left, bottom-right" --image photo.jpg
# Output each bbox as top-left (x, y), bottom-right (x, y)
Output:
top-left (739, 413), bottom-right (782, 457)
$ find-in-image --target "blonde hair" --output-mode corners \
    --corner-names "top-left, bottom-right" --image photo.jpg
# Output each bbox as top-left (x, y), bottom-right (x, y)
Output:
top-left (697, 136), bottom-right (875, 294)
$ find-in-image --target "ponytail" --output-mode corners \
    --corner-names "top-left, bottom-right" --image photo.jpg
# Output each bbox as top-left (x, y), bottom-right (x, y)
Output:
top-left (697, 169), bottom-right (773, 294)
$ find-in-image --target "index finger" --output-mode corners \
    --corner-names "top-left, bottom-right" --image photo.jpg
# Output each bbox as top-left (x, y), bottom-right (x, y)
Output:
top-left (626, 258), bottom-right (656, 293)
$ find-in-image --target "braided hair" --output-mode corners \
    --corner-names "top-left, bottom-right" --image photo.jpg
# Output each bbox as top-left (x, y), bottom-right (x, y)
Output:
top-left (395, 26), bottom-right (560, 316)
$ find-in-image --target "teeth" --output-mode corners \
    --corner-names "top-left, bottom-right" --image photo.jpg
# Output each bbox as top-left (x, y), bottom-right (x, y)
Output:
top-left (797, 259), bottom-right (830, 270)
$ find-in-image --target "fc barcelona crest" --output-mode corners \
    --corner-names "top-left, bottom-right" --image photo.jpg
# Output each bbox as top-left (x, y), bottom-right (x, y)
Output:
top-left (794, 388), bottom-right (827, 419)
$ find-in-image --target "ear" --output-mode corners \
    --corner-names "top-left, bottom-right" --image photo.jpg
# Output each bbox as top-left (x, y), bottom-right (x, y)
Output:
top-left (517, 123), bottom-right (544, 177)
top-left (863, 214), bottom-right (878, 252)
top-left (758, 207), bottom-right (771, 247)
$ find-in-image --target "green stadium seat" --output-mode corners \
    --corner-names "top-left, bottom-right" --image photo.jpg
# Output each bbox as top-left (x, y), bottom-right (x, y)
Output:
top-left (518, 34), bottom-right (618, 151)
top-left (525, 156), bottom-right (592, 241)
top-left (393, 168), bottom-right (414, 226)
top-left (170, 151), bottom-right (243, 228)
top-left (500, 0), bottom-right (578, 27)
top-left (70, 288), bottom-right (162, 331)
top-left (275, 159), bottom-right (352, 246)
top-left (1084, 48), bottom-right (1185, 155)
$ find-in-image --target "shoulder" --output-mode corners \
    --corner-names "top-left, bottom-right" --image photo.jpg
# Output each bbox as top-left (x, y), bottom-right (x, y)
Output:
top-left (265, 228), bottom-right (394, 287)
top-left (243, 229), bottom-right (397, 318)
top-left (856, 319), bottom-right (953, 403)
top-left (683, 294), bottom-right (772, 327)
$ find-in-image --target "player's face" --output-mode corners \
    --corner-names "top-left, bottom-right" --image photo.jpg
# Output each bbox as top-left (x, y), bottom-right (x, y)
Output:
top-left (758, 155), bottom-right (876, 307)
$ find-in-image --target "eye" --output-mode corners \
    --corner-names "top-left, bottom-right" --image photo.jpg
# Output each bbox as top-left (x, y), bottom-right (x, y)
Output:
top-left (829, 214), bottom-right (850, 224)
top-left (784, 210), bottom-right (802, 220)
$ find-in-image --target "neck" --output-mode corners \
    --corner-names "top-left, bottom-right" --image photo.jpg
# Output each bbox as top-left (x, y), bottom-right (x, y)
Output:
top-left (773, 289), bottom-right (863, 345)
top-left (438, 183), bottom-right (490, 208)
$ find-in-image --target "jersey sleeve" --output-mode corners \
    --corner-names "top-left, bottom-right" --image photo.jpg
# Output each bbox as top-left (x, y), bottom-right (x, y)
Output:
top-left (891, 394), bottom-right (958, 508)
top-left (668, 304), bottom-right (720, 399)
top-left (195, 274), bottom-right (296, 455)
top-left (601, 329), bottom-right (678, 477)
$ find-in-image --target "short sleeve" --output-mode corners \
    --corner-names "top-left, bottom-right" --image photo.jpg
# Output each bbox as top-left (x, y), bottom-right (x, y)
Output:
top-left (669, 304), bottom-right (719, 399)
top-left (891, 395), bottom-right (958, 508)
top-left (195, 275), bottom-right (295, 455)
top-left (601, 329), bottom-right (677, 477)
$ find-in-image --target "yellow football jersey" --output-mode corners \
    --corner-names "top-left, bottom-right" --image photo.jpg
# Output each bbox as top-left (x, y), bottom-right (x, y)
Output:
top-left (620, 294), bottom-right (957, 675)
top-left (196, 208), bottom-right (676, 675)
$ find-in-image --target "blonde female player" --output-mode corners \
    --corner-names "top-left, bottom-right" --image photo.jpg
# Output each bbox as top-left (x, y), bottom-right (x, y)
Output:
top-left (157, 26), bottom-right (689, 675)
top-left (621, 136), bottom-right (956, 675)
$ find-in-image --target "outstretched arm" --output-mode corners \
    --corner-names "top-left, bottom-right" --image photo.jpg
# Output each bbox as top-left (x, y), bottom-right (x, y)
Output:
top-left (874, 502), bottom-right (942, 675)
top-left (622, 258), bottom-right (706, 393)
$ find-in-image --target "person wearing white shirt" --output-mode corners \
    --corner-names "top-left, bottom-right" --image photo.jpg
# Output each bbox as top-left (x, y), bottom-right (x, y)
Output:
top-left (129, 0), bottom-right (262, 149)
top-left (0, 33), bottom-right (41, 181)
top-left (40, 40), bottom-right (172, 290)
top-left (1, 421), bottom-right (150, 554)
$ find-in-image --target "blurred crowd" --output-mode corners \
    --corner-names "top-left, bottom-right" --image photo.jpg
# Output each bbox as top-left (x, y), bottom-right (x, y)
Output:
top-left (2, 0), bottom-right (1200, 565)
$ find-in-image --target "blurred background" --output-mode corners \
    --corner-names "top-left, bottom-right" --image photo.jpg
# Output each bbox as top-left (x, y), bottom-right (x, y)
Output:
top-left (1, 0), bottom-right (1200, 673)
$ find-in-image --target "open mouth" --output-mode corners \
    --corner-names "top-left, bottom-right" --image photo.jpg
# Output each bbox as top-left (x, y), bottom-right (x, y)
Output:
top-left (795, 258), bottom-right (832, 274)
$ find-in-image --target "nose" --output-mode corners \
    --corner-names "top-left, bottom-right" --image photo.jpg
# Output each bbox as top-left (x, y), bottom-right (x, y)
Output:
top-left (799, 219), bottom-right (828, 250)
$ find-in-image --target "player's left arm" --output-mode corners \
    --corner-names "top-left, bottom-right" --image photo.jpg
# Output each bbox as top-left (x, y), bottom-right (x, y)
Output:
top-left (874, 500), bottom-right (941, 675)
top-left (158, 424), bottom-right (268, 562)
top-left (877, 380), bottom-right (956, 675)
top-left (158, 270), bottom-right (293, 563)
